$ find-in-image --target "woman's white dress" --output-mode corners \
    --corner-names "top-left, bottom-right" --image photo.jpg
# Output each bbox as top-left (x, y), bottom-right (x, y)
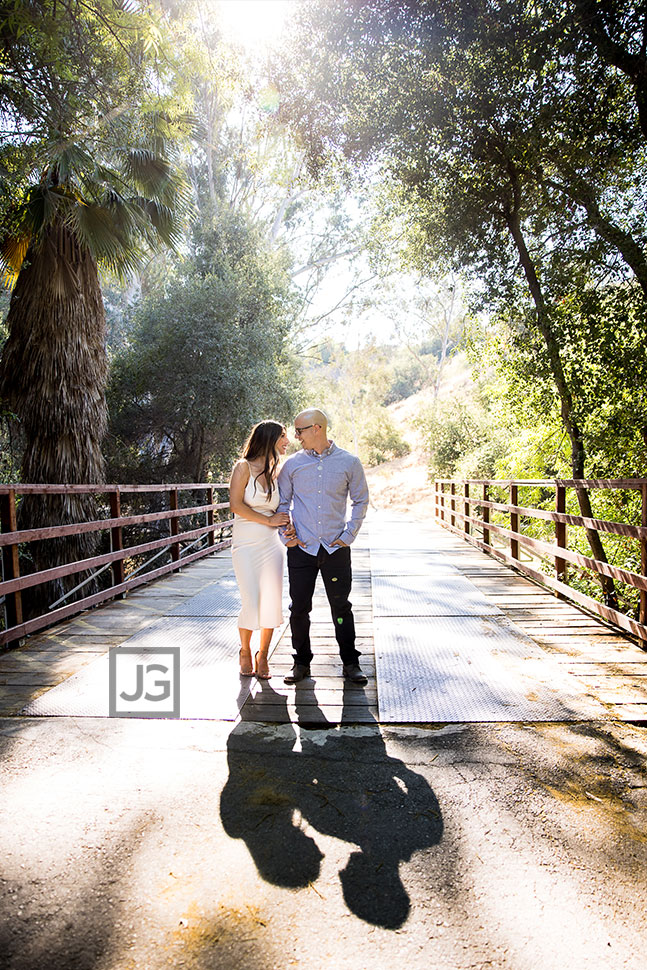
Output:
top-left (231, 468), bottom-right (285, 630)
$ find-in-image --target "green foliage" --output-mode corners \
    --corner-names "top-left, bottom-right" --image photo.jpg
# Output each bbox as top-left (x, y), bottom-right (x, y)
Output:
top-left (381, 351), bottom-right (429, 405)
top-left (279, 0), bottom-right (647, 480)
top-left (106, 207), bottom-right (304, 482)
top-left (470, 283), bottom-right (647, 479)
top-left (0, 1), bottom-right (193, 279)
top-left (493, 422), bottom-right (570, 481)
top-left (361, 415), bottom-right (410, 467)
top-left (418, 397), bottom-right (497, 480)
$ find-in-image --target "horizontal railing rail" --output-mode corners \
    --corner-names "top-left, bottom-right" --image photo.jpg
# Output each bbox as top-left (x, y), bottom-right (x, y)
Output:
top-left (433, 478), bottom-right (647, 647)
top-left (0, 482), bottom-right (232, 648)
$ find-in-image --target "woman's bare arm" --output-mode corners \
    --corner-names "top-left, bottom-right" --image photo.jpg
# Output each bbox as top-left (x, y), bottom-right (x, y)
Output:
top-left (229, 461), bottom-right (290, 527)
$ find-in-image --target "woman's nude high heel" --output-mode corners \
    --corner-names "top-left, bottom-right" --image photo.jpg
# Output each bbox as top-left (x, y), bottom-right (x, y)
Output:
top-left (239, 648), bottom-right (253, 677)
top-left (254, 651), bottom-right (271, 680)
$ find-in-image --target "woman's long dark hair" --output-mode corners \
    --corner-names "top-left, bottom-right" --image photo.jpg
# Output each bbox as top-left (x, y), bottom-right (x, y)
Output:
top-left (241, 420), bottom-right (285, 498)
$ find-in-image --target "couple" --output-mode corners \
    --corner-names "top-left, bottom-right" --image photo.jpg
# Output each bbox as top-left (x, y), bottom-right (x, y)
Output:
top-left (229, 408), bottom-right (369, 685)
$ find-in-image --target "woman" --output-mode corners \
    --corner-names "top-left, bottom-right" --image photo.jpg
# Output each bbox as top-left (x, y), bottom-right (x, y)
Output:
top-left (229, 420), bottom-right (290, 679)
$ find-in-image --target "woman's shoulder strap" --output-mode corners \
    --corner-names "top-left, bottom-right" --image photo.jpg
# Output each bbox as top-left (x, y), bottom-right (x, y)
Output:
top-left (233, 457), bottom-right (251, 479)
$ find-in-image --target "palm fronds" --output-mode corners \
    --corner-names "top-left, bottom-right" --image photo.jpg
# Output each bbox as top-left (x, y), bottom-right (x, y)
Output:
top-left (0, 111), bottom-right (194, 288)
top-left (0, 233), bottom-right (29, 287)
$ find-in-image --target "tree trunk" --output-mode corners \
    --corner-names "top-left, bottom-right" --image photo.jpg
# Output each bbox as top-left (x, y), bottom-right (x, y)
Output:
top-left (573, 0), bottom-right (647, 141)
top-left (503, 183), bottom-right (619, 607)
top-left (544, 173), bottom-right (647, 299)
top-left (0, 218), bottom-right (108, 617)
top-left (434, 286), bottom-right (456, 400)
top-left (206, 89), bottom-right (217, 205)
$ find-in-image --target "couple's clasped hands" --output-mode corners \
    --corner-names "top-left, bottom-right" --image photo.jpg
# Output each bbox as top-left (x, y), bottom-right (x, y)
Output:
top-left (268, 512), bottom-right (303, 545)
top-left (279, 515), bottom-right (305, 548)
top-left (268, 512), bottom-right (304, 547)
top-left (271, 512), bottom-right (347, 549)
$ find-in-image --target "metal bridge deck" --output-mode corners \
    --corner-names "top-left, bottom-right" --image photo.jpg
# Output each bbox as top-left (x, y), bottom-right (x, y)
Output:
top-left (4, 512), bottom-right (647, 723)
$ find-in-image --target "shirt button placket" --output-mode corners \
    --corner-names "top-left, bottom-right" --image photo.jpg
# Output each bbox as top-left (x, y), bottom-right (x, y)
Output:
top-left (316, 458), bottom-right (324, 540)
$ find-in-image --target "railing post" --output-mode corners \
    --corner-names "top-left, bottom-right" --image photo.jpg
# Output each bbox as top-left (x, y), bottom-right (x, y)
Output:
top-left (0, 489), bottom-right (23, 646)
top-left (450, 482), bottom-right (456, 527)
top-left (440, 483), bottom-right (445, 523)
top-left (482, 483), bottom-right (490, 546)
top-left (510, 483), bottom-right (519, 561)
top-left (464, 481), bottom-right (470, 535)
top-left (207, 487), bottom-right (215, 548)
top-left (170, 488), bottom-right (180, 563)
top-left (555, 483), bottom-right (567, 582)
top-left (641, 484), bottom-right (647, 633)
top-left (109, 489), bottom-right (125, 598)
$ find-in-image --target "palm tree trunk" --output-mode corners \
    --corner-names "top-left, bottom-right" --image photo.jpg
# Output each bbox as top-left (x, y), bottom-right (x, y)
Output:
top-left (0, 219), bottom-right (108, 617)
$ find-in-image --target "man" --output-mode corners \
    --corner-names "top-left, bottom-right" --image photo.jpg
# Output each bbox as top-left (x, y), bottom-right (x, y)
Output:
top-left (277, 408), bottom-right (369, 685)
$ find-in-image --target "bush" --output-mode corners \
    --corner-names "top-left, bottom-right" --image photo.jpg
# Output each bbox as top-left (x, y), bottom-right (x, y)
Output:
top-left (418, 400), bottom-right (485, 477)
top-left (361, 414), bottom-right (411, 466)
top-left (382, 357), bottom-right (426, 405)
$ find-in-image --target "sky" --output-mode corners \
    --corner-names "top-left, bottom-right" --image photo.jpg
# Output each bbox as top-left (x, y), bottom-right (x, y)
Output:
top-left (205, 1), bottom-right (457, 349)
top-left (214, 0), bottom-right (294, 50)
top-left (206, 2), bottom-right (402, 346)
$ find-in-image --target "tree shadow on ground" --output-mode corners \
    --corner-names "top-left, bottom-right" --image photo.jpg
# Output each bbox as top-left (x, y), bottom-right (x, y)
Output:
top-left (219, 682), bottom-right (443, 929)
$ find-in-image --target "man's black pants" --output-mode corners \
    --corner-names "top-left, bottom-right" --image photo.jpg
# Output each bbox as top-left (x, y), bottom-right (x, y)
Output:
top-left (287, 544), bottom-right (359, 666)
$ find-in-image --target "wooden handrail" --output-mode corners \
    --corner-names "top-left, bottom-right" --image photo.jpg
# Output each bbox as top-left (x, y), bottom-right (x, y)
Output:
top-left (2, 539), bottom-right (233, 646)
top-left (434, 477), bottom-right (647, 488)
top-left (0, 502), bottom-right (231, 548)
top-left (0, 482), bottom-right (229, 494)
top-left (468, 498), bottom-right (647, 539)
top-left (0, 520), bottom-right (234, 596)
top-left (434, 478), bottom-right (647, 647)
top-left (444, 507), bottom-right (647, 590)
top-left (0, 482), bottom-right (232, 648)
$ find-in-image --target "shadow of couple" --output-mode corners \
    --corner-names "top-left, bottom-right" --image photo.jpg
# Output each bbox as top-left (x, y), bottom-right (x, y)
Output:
top-left (220, 681), bottom-right (443, 929)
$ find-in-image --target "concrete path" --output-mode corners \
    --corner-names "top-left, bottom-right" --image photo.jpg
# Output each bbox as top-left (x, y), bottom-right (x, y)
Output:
top-left (2, 715), bottom-right (647, 969)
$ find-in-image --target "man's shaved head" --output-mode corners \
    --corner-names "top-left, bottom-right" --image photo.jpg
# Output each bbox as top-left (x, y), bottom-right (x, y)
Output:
top-left (295, 408), bottom-right (329, 431)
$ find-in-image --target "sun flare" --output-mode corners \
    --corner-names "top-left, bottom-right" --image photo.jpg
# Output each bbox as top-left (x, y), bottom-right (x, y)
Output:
top-left (214, 0), bottom-right (293, 52)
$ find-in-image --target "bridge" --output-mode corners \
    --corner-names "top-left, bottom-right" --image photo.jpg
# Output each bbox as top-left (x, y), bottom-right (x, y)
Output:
top-left (3, 484), bottom-right (647, 967)
top-left (2, 480), bottom-right (647, 723)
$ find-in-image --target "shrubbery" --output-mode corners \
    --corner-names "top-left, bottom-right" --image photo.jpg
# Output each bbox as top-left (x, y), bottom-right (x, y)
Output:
top-left (361, 415), bottom-right (410, 466)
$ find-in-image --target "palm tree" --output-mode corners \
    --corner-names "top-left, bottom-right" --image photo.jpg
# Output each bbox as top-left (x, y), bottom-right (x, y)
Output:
top-left (0, 118), bottom-right (191, 614)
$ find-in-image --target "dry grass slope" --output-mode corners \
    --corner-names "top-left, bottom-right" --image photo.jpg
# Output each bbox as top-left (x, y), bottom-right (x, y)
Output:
top-left (365, 351), bottom-right (473, 520)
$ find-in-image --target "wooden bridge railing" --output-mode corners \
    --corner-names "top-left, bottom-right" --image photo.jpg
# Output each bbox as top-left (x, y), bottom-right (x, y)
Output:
top-left (0, 483), bottom-right (232, 649)
top-left (434, 478), bottom-right (647, 648)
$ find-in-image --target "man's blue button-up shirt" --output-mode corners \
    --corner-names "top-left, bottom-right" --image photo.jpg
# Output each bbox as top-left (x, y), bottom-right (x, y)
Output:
top-left (277, 441), bottom-right (369, 555)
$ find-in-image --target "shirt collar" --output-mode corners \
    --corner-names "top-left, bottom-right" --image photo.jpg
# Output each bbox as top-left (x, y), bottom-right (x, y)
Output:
top-left (306, 440), bottom-right (336, 459)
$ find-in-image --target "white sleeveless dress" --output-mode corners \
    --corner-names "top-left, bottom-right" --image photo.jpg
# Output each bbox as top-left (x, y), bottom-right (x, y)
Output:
top-left (231, 468), bottom-right (285, 630)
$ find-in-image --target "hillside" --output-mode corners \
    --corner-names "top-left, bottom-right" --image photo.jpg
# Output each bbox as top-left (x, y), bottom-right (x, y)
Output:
top-left (364, 351), bottom-right (474, 519)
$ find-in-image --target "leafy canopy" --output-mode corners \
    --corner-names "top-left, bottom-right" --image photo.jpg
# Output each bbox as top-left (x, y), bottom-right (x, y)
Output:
top-left (0, 0), bottom-right (194, 286)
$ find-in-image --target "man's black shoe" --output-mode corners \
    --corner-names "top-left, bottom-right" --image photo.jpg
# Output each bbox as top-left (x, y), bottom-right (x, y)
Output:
top-left (343, 663), bottom-right (368, 685)
top-left (284, 663), bottom-right (311, 685)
